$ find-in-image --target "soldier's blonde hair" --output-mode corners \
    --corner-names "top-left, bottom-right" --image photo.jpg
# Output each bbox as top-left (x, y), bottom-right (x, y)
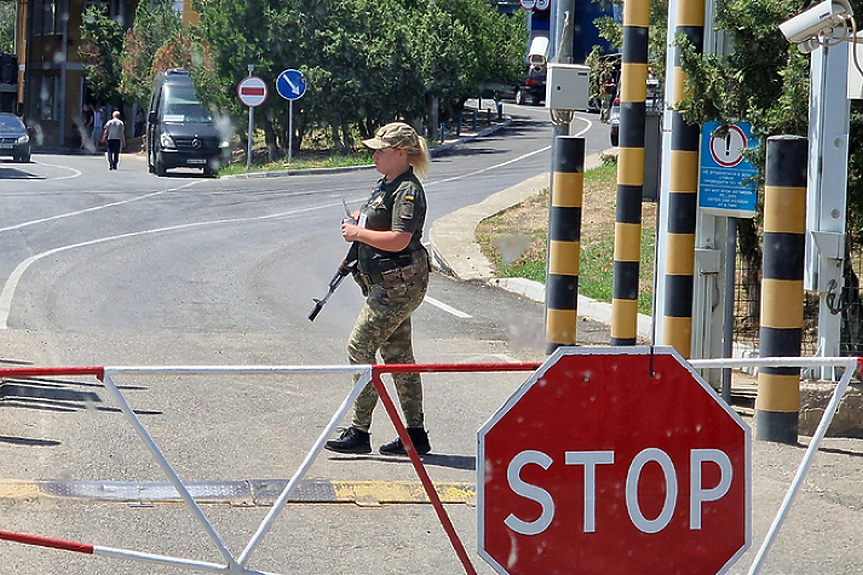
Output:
top-left (406, 136), bottom-right (430, 180)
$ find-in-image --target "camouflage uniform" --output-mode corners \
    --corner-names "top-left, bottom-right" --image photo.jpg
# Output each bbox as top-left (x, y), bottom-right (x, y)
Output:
top-left (348, 168), bottom-right (429, 432)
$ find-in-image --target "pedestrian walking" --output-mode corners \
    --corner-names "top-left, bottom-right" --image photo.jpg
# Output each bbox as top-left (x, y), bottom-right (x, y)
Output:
top-left (80, 103), bottom-right (93, 150)
top-left (600, 65), bottom-right (616, 123)
top-left (91, 103), bottom-right (104, 151)
top-left (103, 111), bottom-right (126, 170)
top-left (324, 121), bottom-right (433, 456)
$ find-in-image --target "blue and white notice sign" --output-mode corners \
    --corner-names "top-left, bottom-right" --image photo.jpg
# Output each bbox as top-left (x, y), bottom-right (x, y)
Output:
top-left (276, 69), bottom-right (306, 101)
top-left (698, 121), bottom-right (759, 218)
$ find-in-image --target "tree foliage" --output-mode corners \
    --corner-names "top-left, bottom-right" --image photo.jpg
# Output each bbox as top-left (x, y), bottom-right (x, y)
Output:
top-left (78, 5), bottom-right (126, 107)
top-left (675, 0), bottom-right (863, 250)
top-left (193, 0), bottom-right (526, 158)
top-left (120, 0), bottom-right (184, 106)
top-left (0, 2), bottom-right (14, 54)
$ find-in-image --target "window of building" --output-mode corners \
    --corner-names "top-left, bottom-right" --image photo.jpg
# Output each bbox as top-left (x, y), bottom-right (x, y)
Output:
top-left (30, 75), bottom-right (61, 120)
top-left (31, 0), bottom-right (59, 36)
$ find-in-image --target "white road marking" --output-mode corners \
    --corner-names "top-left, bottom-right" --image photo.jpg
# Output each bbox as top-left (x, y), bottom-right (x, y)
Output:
top-left (0, 181), bottom-right (201, 233)
top-left (423, 296), bottom-right (472, 319)
top-left (28, 161), bottom-right (82, 180)
top-left (0, 200), bottom-right (343, 329)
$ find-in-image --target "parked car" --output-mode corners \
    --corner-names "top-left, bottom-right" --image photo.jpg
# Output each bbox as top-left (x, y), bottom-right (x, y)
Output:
top-left (0, 112), bottom-right (31, 163)
top-left (609, 77), bottom-right (662, 147)
top-left (514, 66), bottom-right (547, 106)
top-left (147, 69), bottom-right (230, 177)
top-left (485, 66), bottom-right (548, 106)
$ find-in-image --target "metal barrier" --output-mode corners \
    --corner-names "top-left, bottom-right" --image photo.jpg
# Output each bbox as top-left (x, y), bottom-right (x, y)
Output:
top-left (690, 355), bottom-right (862, 575)
top-left (2, 356), bottom-right (862, 575)
top-left (0, 362), bottom-right (540, 575)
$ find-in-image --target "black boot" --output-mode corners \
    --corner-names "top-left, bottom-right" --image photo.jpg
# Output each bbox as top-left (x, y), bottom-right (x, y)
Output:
top-left (325, 426), bottom-right (371, 454)
top-left (379, 427), bottom-right (431, 456)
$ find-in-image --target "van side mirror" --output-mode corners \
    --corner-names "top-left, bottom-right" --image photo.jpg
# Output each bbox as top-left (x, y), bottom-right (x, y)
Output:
top-left (148, 111), bottom-right (157, 124)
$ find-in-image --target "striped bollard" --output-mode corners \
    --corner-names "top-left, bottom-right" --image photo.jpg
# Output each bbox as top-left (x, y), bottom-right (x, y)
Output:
top-left (545, 136), bottom-right (585, 353)
top-left (610, 0), bottom-right (650, 346)
top-left (757, 135), bottom-right (807, 444)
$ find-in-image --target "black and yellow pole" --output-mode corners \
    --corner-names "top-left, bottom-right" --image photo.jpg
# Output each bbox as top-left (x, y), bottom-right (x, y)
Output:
top-left (610, 0), bottom-right (650, 346)
top-left (661, 0), bottom-right (705, 357)
top-left (545, 136), bottom-right (585, 353)
top-left (757, 135), bottom-right (807, 444)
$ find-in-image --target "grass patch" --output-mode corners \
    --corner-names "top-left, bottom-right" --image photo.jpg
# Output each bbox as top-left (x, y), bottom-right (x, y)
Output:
top-left (476, 159), bottom-right (657, 315)
top-left (219, 150), bottom-right (374, 176)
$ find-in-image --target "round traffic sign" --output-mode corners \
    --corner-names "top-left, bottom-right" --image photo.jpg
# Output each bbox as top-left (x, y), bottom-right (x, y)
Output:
top-left (276, 69), bottom-right (306, 101)
top-left (237, 76), bottom-right (268, 107)
top-left (478, 346), bottom-right (751, 575)
top-left (710, 124), bottom-right (748, 167)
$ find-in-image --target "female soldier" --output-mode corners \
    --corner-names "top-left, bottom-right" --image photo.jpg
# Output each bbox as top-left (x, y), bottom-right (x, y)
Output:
top-left (325, 122), bottom-right (432, 456)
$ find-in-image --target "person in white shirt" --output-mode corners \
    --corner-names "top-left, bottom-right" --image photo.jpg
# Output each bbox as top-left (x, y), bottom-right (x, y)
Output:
top-left (102, 111), bottom-right (126, 170)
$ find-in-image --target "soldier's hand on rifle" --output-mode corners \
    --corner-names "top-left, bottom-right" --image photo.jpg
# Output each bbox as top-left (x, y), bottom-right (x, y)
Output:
top-left (342, 221), bottom-right (361, 243)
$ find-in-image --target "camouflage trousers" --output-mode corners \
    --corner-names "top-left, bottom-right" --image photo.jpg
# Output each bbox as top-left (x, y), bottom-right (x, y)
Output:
top-left (348, 256), bottom-right (429, 431)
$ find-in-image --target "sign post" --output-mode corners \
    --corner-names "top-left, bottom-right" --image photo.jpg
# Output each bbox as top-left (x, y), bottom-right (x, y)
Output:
top-left (275, 69), bottom-right (307, 163)
top-left (478, 346), bottom-right (750, 575)
top-left (237, 69), bottom-right (268, 171)
top-left (698, 121), bottom-right (759, 398)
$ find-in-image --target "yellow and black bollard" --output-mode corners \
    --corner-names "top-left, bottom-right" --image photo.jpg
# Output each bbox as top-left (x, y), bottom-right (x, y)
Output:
top-left (661, 0), bottom-right (705, 358)
top-left (757, 135), bottom-right (807, 444)
top-left (545, 136), bottom-right (585, 353)
top-left (610, 0), bottom-right (650, 346)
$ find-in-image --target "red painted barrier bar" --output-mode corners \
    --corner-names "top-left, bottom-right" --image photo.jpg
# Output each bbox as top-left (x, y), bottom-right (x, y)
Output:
top-left (0, 366), bottom-right (105, 380)
top-left (371, 370), bottom-right (478, 575)
top-left (0, 530), bottom-right (94, 554)
top-left (376, 362), bottom-right (541, 374)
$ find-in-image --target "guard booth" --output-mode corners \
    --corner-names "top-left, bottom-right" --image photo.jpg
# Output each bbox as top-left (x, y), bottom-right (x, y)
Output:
top-left (0, 52), bottom-right (16, 114)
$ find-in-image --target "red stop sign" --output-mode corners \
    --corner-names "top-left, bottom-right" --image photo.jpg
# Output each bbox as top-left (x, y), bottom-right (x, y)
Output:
top-left (478, 347), bottom-right (750, 575)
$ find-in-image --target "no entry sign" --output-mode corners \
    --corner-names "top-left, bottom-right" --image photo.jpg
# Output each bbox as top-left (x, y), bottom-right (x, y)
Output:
top-left (478, 346), bottom-right (750, 575)
top-left (237, 76), bottom-right (268, 107)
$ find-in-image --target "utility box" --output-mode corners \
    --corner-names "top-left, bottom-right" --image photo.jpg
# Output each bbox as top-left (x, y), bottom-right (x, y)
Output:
top-left (546, 63), bottom-right (590, 111)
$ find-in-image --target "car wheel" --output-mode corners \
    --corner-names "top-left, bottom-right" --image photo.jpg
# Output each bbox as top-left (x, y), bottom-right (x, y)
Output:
top-left (155, 153), bottom-right (167, 177)
top-left (515, 87), bottom-right (525, 106)
top-left (203, 165), bottom-right (216, 177)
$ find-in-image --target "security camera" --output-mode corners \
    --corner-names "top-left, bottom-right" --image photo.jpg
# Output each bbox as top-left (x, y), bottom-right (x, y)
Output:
top-left (779, 0), bottom-right (853, 44)
top-left (528, 36), bottom-right (550, 71)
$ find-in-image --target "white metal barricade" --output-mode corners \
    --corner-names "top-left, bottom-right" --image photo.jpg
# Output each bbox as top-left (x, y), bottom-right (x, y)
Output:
top-left (1, 355), bottom-right (861, 575)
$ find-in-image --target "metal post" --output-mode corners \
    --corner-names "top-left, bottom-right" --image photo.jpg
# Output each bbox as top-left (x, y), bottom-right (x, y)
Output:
top-left (661, 0), bottom-right (705, 358)
top-left (545, 136), bottom-right (584, 353)
top-left (246, 65), bottom-right (254, 171)
top-left (288, 100), bottom-right (293, 164)
top-left (610, 0), bottom-right (650, 346)
top-left (757, 135), bottom-right (808, 444)
top-left (721, 217), bottom-right (737, 403)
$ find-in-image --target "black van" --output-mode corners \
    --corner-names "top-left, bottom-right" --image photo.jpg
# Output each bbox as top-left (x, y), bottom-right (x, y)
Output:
top-left (147, 69), bottom-right (229, 176)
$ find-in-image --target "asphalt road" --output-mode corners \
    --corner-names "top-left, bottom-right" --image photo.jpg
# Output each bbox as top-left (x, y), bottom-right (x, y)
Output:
top-left (4, 103), bottom-right (863, 575)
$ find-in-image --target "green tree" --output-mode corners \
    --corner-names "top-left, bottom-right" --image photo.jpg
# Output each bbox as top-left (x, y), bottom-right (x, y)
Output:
top-left (79, 5), bottom-right (126, 107)
top-left (0, 2), bottom-right (14, 54)
top-left (674, 0), bottom-right (863, 326)
top-left (195, 0), bottom-right (524, 159)
top-left (120, 0), bottom-right (184, 106)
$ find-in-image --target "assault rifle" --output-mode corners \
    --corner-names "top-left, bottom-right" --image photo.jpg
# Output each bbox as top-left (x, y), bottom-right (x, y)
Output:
top-left (307, 251), bottom-right (357, 321)
top-left (308, 200), bottom-right (359, 321)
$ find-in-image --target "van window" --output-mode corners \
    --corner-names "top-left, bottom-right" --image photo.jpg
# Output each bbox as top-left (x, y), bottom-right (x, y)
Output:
top-left (160, 85), bottom-right (213, 123)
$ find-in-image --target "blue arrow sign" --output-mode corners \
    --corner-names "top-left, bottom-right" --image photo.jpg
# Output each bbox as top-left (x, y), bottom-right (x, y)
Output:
top-left (276, 69), bottom-right (306, 101)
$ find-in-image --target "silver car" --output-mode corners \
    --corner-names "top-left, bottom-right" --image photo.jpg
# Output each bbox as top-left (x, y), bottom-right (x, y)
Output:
top-left (0, 113), bottom-right (31, 163)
